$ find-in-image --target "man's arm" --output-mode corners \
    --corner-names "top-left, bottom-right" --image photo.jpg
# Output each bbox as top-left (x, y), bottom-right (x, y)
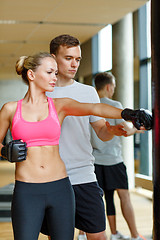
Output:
top-left (90, 119), bottom-right (127, 141)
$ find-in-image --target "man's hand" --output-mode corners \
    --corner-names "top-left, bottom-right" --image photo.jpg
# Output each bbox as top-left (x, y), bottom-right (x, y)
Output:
top-left (106, 121), bottom-right (127, 137)
top-left (120, 122), bottom-right (144, 136)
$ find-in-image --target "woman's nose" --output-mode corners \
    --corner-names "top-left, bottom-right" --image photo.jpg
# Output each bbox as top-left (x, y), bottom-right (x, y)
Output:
top-left (53, 74), bottom-right (57, 81)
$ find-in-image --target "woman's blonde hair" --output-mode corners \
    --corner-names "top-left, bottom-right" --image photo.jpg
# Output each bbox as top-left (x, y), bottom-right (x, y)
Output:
top-left (15, 52), bottom-right (55, 85)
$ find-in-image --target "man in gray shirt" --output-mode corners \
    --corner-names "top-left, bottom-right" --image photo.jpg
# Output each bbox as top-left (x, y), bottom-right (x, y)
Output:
top-left (91, 72), bottom-right (145, 240)
top-left (46, 35), bottom-right (127, 240)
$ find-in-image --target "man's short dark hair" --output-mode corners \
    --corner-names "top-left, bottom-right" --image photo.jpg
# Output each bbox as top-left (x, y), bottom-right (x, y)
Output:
top-left (94, 72), bottom-right (115, 91)
top-left (50, 34), bottom-right (80, 55)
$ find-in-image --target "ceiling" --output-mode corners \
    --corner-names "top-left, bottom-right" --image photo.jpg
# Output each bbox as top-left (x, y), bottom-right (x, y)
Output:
top-left (0, 0), bottom-right (148, 80)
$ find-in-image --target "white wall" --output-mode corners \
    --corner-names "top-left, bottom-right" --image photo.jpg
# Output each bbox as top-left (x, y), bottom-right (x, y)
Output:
top-left (0, 79), bottom-right (28, 109)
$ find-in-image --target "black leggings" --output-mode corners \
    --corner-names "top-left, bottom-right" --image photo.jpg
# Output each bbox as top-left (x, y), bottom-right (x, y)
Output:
top-left (11, 177), bottom-right (75, 240)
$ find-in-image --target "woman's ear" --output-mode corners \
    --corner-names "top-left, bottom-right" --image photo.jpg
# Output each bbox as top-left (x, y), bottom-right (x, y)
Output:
top-left (27, 69), bottom-right (35, 81)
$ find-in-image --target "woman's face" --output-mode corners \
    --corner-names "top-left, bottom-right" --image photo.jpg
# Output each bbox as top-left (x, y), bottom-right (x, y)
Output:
top-left (32, 57), bottom-right (58, 92)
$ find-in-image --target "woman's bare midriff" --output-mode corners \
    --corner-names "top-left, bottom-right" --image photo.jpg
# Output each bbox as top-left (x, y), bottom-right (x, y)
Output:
top-left (15, 145), bottom-right (67, 183)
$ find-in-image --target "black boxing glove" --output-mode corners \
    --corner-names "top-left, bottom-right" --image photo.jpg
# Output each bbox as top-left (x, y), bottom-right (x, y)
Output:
top-left (1, 140), bottom-right (27, 163)
top-left (121, 108), bottom-right (153, 130)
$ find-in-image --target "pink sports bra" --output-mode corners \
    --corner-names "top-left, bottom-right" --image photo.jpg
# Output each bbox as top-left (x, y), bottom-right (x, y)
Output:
top-left (11, 97), bottom-right (61, 147)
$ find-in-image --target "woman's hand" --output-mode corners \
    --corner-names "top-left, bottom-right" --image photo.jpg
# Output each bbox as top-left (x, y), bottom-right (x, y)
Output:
top-left (1, 140), bottom-right (27, 163)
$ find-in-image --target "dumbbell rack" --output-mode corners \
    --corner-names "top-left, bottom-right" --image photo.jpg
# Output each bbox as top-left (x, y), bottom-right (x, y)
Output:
top-left (0, 183), bottom-right (14, 222)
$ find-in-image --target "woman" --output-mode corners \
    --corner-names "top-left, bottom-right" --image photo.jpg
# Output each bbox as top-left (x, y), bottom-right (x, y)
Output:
top-left (0, 52), bottom-right (151, 240)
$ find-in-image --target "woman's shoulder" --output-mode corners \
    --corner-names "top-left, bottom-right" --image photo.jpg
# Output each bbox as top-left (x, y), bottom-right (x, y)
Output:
top-left (1, 101), bottom-right (18, 114)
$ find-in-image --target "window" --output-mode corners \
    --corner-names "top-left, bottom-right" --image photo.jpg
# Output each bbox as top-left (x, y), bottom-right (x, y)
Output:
top-left (98, 25), bottom-right (112, 72)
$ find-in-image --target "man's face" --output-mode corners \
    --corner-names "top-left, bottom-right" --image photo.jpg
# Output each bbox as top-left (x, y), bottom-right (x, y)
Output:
top-left (55, 45), bottom-right (81, 80)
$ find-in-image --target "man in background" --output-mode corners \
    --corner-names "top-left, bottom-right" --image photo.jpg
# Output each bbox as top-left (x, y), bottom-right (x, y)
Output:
top-left (91, 72), bottom-right (146, 240)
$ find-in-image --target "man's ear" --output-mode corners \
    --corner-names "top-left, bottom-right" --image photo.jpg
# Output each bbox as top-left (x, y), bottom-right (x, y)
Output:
top-left (105, 84), bottom-right (110, 92)
top-left (51, 53), bottom-right (56, 60)
top-left (27, 69), bottom-right (35, 81)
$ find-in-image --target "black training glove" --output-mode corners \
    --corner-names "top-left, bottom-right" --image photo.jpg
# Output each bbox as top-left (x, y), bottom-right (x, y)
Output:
top-left (1, 140), bottom-right (27, 163)
top-left (121, 108), bottom-right (153, 130)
